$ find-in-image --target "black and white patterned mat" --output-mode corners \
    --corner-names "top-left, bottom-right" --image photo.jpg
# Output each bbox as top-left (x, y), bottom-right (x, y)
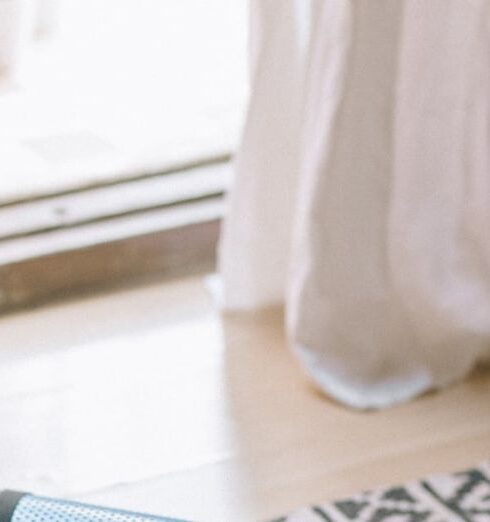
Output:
top-left (275, 461), bottom-right (490, 521)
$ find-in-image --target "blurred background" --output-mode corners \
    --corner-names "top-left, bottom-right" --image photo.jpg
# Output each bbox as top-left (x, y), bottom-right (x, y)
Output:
top-left (2, 4), bottom-right (490, 522)
top-left (0, 0), bottom-right (248, 311)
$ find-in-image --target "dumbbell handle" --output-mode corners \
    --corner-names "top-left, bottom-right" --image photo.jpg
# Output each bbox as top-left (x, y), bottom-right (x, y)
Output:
top-left (0, 490), bottom-right (187, 522)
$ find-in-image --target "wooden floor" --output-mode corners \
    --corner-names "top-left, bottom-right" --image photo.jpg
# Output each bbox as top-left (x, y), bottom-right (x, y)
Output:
top-left (0, 276), bottom-right (489, 521)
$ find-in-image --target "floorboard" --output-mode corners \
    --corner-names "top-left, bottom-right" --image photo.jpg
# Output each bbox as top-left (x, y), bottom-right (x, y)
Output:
top-left (0, 276), bottom-right (488, 521)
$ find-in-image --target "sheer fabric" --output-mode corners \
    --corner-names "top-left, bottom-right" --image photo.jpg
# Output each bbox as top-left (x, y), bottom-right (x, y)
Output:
top-left (220, 0), bottom-right (490, 408)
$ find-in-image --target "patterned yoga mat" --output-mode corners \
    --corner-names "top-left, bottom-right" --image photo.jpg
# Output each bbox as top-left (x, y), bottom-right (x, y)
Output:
top-left (275, 460), bottom-right (490, 521)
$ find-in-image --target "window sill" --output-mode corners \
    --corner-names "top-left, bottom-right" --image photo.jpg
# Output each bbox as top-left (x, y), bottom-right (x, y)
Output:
top-left (0, 160), bottom-right (229, 313)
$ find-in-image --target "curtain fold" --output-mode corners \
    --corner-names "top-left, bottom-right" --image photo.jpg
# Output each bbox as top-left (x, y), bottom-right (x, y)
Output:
top-left (219, 0), bottom-right (490, 408)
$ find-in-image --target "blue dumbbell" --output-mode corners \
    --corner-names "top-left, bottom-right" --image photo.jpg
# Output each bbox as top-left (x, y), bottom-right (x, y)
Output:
top-left (0, 491), bottom-right (188, 522)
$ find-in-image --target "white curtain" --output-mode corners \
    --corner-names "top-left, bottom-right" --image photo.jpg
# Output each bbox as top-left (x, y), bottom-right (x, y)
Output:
top-left (219, 0), bottom-right (490, 409)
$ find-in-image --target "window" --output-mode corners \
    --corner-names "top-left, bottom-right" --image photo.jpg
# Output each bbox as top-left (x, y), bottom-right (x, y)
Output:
top-left (0, 0), bottom-right (248, 310)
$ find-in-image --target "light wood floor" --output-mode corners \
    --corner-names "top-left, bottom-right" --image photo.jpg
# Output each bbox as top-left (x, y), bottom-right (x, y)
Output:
top-left (0, 276), bottom-right (489, 521)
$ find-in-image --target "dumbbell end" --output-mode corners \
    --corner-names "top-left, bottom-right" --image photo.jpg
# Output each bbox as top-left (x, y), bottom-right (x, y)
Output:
top-left (0, 490), bottom-right (28, 522)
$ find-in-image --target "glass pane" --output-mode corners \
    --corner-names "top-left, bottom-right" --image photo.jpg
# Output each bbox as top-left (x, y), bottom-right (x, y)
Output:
top-left (0, 0), bottom-right (248, 202)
